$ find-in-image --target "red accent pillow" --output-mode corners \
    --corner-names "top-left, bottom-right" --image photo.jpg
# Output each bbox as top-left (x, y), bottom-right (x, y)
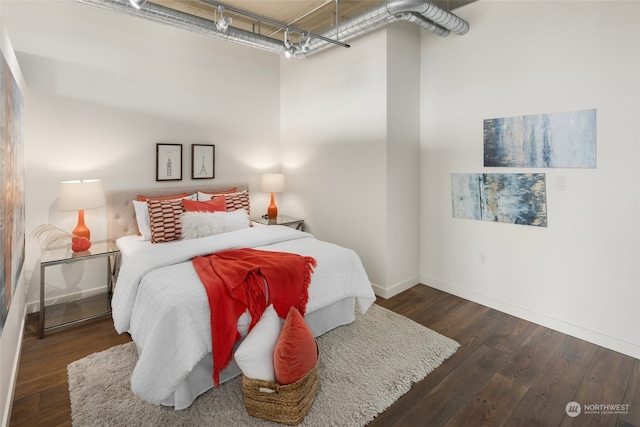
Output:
top-left (273, 307), bottom-right (317, 385)
top-left (225, 191), bottom-right (251, 216)
top-left (182, 196), bottom-right (227, 213)
top-left (136, 192), bottom-right (188, 202)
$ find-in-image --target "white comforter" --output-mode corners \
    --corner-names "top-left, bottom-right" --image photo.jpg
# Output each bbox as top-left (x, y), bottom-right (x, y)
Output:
top-left (112, 225), bottom-right (375, 406)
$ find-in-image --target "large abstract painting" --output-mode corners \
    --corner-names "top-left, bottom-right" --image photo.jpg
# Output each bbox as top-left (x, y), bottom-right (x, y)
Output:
top-left (0, 50), bottom-right (25, 336)
top-left (484, 109), bottom-right (596, 168)
top-left (451, 173), bottom-right (547, 227)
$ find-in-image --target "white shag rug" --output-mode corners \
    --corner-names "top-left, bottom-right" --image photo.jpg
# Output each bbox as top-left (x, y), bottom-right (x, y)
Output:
top-left (68, 304), bottom-right (459, 426)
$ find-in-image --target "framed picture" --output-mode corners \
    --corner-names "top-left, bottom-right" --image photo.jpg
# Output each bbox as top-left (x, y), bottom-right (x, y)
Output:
top-left (156, 143), bottom-right (182, 181)
top-left (191, 144), bottom-right (215, 179)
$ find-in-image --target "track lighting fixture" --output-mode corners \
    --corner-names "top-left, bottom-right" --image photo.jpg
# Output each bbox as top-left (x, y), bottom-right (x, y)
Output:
top-left (129, 0), bottom-right (147, 9)
top-left (201, 0), bottom-right (350, 55)
top-left (84, 0), bottom-right (468, 58)
top-left (284, 45), bottom-right (297, 58)
top-left (113, 0), bottom-right (352, 56)
top-left (215, 6), bottom-right (232, 32)
top-left (301, 33), bottom-right (312, 52)
top-left (283, 28), bottom-right (297, 58)
top-left (283, 28), bottom-right (292, 49)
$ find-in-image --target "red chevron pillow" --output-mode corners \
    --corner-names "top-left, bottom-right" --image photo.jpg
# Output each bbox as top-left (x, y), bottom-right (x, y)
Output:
top-left (148, 199), bottom-right (184, 243)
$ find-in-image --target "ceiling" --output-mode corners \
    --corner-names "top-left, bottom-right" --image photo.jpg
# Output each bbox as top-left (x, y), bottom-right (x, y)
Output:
top-left (75, 0), bottom-right (474, 57)
top-left (146, 0), bottom-right (475, 42)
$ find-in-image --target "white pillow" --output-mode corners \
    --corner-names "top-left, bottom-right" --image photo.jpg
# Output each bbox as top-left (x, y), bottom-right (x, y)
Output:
top-left (197, 191), bottom-right (216, 201)
top-left (133, 194), bottom-right (196, 240)
top-left (181, 209), bottom-right (250, 240)
top-left (133, 200), bottom-right (152, 240)
top-left (234, 305), bottom-right (282, 382)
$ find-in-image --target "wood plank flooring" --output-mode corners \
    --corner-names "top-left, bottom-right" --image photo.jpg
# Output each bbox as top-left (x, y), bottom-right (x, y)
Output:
top-left (10, 284), bottom-right (640, 426)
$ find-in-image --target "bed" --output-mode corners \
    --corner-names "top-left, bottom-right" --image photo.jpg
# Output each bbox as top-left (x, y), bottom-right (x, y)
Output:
top-left (107, 184), bottom-right (376, 410)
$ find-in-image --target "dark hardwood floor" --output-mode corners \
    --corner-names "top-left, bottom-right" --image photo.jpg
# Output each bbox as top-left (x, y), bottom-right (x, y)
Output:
top-left (10, 284), bottom-right (640, 426)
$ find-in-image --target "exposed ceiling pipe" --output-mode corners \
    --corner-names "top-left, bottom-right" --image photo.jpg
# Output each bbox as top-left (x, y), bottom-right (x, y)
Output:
top-left (297, 0), bottom-right (468, 57)
top-left (76, 0), bottom-right (469, 58)
top-left (394, 12), bottom-right (450, 37)
top-left (77, 0), bottom-right (286, 54)
top-left (386, 0), bottom-right (469, 35)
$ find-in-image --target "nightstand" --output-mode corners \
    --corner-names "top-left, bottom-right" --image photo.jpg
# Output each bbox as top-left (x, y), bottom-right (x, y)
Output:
top-left (253, 215), bottom-right (304, 230)
top-left (39, 240), bottom-right (120, 338)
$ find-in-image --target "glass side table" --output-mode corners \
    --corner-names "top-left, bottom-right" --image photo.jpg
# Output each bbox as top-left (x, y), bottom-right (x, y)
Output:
top-left (253, 215), bottom-right (304, 230)
top-left (39, 240), bottom-right (120, 338)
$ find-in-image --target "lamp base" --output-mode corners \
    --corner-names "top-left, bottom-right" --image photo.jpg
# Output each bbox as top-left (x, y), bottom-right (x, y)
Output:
top-left (72, 209), bottom-right (91, 240)
top-left (71, 210), bottom-right (93, 252)
top-left (267, 192), bottom-right (278, 219)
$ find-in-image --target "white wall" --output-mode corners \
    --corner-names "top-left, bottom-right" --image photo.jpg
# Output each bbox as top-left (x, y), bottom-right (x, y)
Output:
top-left (280, 23), bottom-right (422, 294)
top-left (0, 4), bottom-right (27, 425)
top-left (280, 29), bottom-right (389, 288)
top-left (420, 1), bottom-right (640, 358)
top-left (385, 23), bottom-right (421, 296)
top-left (2, 0), bottom-right (282, 310)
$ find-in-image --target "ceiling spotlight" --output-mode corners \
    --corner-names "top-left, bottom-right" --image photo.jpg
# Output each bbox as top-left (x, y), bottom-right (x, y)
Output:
top-left (216, 6), bottom-right (232, 32)
top-left (284, 28), bottom-right (293, 50)
top-left (301, 33), bottom-right (312, 52)
top-left (129, 0), bottom-right (147, 9)
top-left (284, 45), bottom-right (297, 58)
top-left (283, 28), bottom-right (297, 58)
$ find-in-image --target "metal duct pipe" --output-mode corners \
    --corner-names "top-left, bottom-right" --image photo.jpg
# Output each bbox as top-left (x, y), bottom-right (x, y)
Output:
top-left (296, 0), bottom-right (467, 57)
top-left (76, 0), bottom-right (469, 58)
top-left (77, 0), bottom-right (286, 54)
top-left (392, 12), bottom-right (450, 37)
top-left (386, 0), bottom-right (470, 35)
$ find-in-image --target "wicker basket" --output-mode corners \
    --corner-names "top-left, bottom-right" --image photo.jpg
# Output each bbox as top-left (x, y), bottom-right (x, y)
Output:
top-left (241, 343), bottom-right (319, 425)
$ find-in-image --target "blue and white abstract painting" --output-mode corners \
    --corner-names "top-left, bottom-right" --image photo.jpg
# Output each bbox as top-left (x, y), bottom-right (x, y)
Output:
top-left (484, 109), bottom-right (596, 168)
top-left (451, 173), bottom-right (547, 227)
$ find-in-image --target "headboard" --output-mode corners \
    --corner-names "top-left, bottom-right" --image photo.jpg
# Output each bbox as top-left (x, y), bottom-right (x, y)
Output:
top-left (107, 183), bottom-right (249, 241)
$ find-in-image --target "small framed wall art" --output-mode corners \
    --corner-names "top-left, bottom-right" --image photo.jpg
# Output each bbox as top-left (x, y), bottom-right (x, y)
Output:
top-left (191, 144), bottom-right (215, 179)
top-left (156, 143), bottom-right (183, 181)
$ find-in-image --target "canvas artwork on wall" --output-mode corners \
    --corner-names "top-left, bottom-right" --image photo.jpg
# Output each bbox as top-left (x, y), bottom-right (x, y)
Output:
top-left (451, 173), bottom-right (547, 227)
top-left (484, 109), bottom-right (596, 168)
top-left (0, 50), bottom-right (25, 336)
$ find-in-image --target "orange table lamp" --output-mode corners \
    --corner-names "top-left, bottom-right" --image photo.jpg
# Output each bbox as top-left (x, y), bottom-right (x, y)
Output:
top-left (58, 179), bottom-right (105, 250)
top-left (261, 173), bottom-right (285, 219)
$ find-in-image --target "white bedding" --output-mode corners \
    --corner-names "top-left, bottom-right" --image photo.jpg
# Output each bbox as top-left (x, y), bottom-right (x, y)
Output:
top-left (112, 225), bottom-right (375, 408)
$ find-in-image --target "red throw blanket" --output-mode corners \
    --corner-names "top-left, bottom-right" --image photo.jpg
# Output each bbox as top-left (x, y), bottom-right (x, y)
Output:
top-left (192, 248), bottom-right (316, 386)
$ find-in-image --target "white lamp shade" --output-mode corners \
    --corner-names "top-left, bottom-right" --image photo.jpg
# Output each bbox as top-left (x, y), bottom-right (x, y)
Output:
top-left (261, 173), bottom-right (285, 193)
top-left (58, 179), bottom-right (106, 211)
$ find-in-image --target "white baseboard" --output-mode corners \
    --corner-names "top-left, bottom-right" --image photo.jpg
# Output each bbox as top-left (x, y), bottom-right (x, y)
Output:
top-left (371, 275), bottom-right (419, 299)
top-left (421, 275), bottom-right (640, 361)
top-left (1, 304), bottom-right (26, 427)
